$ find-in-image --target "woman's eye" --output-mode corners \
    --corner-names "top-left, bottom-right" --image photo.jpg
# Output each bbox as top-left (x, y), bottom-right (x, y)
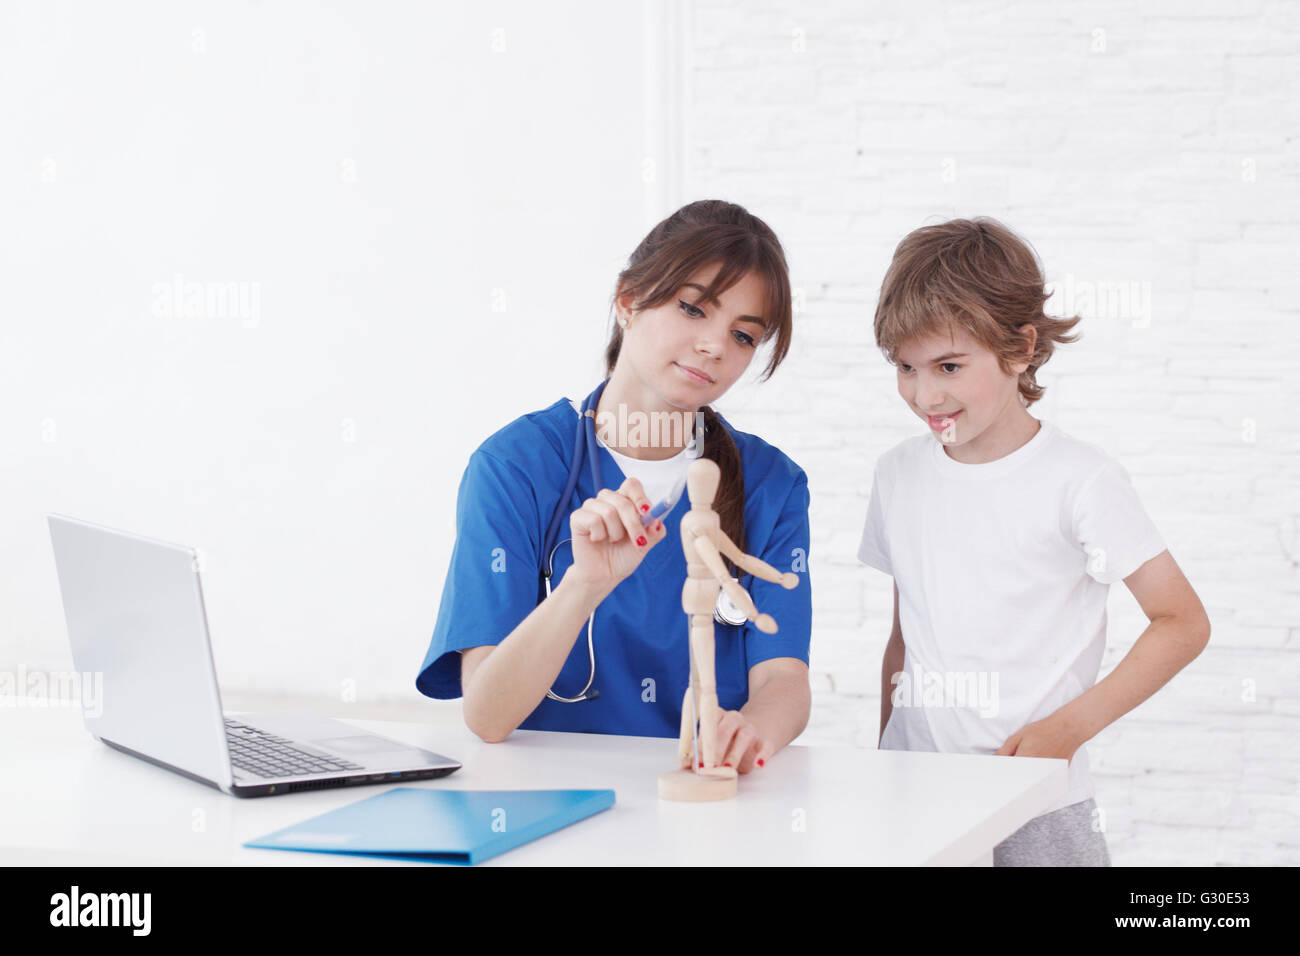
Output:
top-left (679, 297), bottom-right (755, 346)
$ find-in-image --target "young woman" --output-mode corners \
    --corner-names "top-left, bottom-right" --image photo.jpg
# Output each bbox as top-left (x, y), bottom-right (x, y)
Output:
top-left (415, 200), bottom-right (811, 773)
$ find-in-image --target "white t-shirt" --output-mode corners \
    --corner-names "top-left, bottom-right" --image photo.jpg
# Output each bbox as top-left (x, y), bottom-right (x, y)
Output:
top-left (568, 398), bottom-right (693, 508)
top-left (857, 419), bottom-right (1167, 815)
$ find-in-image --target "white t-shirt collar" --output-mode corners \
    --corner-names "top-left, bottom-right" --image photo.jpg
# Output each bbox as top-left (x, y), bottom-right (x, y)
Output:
top-left (930, 419), bottom-right (1056, 480)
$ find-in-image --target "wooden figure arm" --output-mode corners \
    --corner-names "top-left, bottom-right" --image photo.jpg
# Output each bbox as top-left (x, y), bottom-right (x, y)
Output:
top-left (690, 532), bottom-right (738, 589)
top-left (715, 532), bottom-right (799, 590)
top-left (691, 533), bottom-right (778, 634)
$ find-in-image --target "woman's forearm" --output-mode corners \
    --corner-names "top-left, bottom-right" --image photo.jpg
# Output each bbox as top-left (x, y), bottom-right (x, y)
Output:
top-left (462, 572), bottom-right (613, 742)
top-left (741, 671), bottom-right (811, 756)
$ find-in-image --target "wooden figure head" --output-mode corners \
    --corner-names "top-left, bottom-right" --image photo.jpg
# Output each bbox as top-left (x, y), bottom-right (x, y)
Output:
top-left (686, 458), bottom-right (720, 511)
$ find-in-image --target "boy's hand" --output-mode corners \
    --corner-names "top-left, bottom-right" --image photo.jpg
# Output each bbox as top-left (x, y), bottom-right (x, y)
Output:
top-left (995, 712), bottom-right (1082, 761)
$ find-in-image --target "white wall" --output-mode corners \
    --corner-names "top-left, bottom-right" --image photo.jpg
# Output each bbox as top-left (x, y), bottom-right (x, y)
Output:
top-left (7, 0), bottom-right (1296, 866)
top-left (689, 0), bottom-right (1300, 865)
top-left (2, 1), bottom-right (665, 699)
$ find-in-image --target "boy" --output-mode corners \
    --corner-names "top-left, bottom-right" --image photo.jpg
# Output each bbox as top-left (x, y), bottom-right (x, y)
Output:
top-left (858, 218), bottom-right (1211, 866)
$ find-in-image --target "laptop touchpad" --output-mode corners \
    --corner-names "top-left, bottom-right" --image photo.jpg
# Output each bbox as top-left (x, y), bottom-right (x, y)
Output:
top-left (314, 735), bottom-right (407, 754)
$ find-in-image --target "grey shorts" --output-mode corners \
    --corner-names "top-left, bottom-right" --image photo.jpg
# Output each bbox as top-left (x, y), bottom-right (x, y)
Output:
top-left (993, 797), bottom-right (1111, 867)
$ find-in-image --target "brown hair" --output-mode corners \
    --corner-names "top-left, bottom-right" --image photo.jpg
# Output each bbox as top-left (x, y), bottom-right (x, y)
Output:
top-left (873, 217), bottom-right (1081, 406)
top-left (604, 199), bottom-right (794, 575)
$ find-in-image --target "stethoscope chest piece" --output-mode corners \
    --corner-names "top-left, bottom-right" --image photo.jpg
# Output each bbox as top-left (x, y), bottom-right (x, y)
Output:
top-left (714, 580), bottom-right (749, 627)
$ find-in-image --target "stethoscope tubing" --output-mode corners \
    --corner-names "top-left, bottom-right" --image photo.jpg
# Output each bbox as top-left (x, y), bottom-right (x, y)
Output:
top-left (542, 380), bottom-right (607, 702)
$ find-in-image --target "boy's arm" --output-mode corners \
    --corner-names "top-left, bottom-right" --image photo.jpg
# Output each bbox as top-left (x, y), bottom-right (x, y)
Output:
top-left (997, 550), bottom-right (1211, 758)
top-left (880, 581), bottom-right (904, 744)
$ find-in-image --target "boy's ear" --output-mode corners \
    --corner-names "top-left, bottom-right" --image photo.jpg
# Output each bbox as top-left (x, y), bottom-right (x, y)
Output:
top-left (1010, 323), bottom-right (1038, 373)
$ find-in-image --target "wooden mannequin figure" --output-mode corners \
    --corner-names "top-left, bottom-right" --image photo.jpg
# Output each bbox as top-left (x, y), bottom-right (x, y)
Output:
top-left (658, 457), bottom-right (799, 802)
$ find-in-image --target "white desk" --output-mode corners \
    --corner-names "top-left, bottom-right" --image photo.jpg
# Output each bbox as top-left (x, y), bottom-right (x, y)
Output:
top-left (0, 705), bottom-right (1066, 866)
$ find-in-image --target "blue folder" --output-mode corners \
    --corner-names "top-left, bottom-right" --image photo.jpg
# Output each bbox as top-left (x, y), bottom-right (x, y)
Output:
top-left (244, 787), bottom-right (616, 865)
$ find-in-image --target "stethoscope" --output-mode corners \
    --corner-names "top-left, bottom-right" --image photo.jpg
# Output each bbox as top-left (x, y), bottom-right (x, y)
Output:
top-left (539, 379), bottom-right (750, 703)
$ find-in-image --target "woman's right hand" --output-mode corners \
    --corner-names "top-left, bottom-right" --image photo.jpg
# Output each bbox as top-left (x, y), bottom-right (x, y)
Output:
top-left (567, 477), bottom-right (670, 589)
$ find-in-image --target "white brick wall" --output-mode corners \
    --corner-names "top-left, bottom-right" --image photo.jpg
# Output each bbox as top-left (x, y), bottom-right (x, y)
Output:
top-left (687, 0), bottom-right (1300, 865)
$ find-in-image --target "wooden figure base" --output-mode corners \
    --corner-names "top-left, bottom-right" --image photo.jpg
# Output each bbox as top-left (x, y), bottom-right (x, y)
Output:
top-left (658, 766), bottom-right (738, 802)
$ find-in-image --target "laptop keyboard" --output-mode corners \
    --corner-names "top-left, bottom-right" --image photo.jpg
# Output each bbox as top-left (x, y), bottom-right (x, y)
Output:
top-left (225, 717), bottom-right (366, 779)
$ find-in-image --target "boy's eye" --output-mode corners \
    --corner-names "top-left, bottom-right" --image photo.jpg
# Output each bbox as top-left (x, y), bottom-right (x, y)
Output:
top-left (899, 363), bottom-right (960, 374)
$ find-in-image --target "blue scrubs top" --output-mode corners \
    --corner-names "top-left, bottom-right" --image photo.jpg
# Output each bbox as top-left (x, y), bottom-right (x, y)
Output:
top-left (415, 396), bottom-right (812, 738)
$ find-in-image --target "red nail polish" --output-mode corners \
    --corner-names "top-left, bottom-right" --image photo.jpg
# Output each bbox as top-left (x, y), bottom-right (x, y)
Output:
top-left (636, 535), bottom-right (646, 547)
top-left (723, 763), bottom-right (731, 768)
top-left (757, 758), bottom-right (765, 767)
top-left (640, 503), bottom-right (650, 512)
top-left (654, 520), bottom-right (662, 531)
top-left (698, 760), bottom-right (703, 768)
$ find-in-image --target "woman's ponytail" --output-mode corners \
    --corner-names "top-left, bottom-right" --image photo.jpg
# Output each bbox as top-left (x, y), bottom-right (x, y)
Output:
top-left (698, 405), bottom-right (746, 577)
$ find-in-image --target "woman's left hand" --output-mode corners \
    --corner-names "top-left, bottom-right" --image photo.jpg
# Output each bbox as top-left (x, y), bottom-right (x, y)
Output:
top-left (713, 709), bottom-right (771, 774)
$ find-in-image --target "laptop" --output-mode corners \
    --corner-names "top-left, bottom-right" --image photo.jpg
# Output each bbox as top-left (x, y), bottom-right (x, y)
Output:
top-left (47, 514), bottom-right (461, 797)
